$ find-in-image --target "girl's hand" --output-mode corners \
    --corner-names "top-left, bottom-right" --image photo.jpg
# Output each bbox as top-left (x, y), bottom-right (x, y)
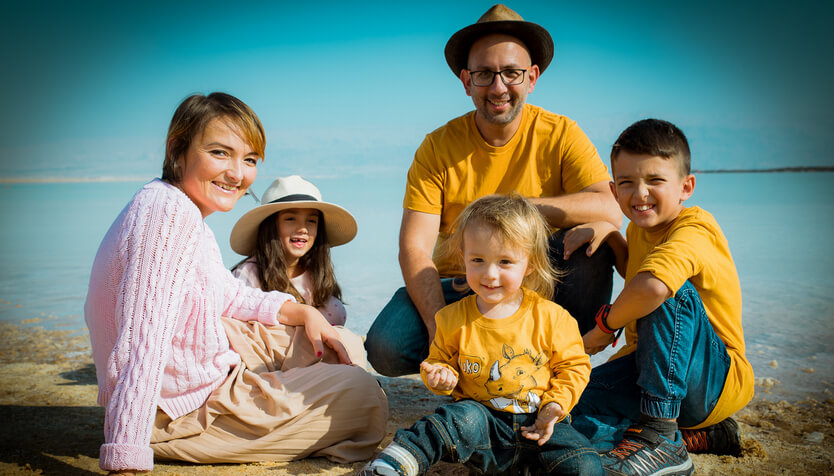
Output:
top-left (563, 221), bottom-right (618, 260)
top-left (420, 361), bottom-right (457, 392)
top-left (583, 326), bottom-right (615, 355)
top-left (521, 402), bottom-right (565, 445)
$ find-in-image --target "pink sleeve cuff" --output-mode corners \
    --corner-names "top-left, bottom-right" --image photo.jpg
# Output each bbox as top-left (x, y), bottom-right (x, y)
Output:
top-left (257, 291), bottom-right (294, 326)
top-left (99, 443), bottom-right (154, 472)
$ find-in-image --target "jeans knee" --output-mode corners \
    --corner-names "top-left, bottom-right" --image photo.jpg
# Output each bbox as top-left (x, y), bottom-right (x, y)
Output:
top-left (433, 402), bottom-right (491, 450)
top-left (546, 448), bottom-right (603, 476)
top-left (365, 339), bottom-right (397, 376)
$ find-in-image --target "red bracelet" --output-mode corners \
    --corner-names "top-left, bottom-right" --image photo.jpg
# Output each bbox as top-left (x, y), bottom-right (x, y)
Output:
top-left (594, 304), bottom-right (617, 334)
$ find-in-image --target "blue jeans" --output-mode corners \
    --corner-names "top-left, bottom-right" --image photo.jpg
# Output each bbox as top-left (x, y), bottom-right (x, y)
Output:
top-left (365, 230), bottom-right (614, 376)
top-left (382, 400), bottom-right (603, 475)
top-left (572, 281), bottom-right (731, 451)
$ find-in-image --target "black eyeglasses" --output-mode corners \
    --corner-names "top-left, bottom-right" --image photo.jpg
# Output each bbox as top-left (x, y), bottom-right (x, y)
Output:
top-left (467, 68), bottom-right (529, 87)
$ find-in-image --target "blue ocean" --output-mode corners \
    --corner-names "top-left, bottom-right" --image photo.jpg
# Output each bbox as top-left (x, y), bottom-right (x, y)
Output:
top-left (1, 172), bottom-right (832, 400)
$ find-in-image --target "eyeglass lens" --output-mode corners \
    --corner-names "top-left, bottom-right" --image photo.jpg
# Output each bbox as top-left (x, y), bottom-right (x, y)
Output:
top-left (470, 69), bottom-right (526, 87)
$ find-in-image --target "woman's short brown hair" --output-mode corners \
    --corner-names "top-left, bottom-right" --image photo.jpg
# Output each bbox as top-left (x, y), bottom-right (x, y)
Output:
top-left (162, 92), bottom-right (266, 183)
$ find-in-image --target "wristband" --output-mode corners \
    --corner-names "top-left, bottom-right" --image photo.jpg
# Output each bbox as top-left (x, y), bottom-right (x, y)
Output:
top-left (594, 304), bottom-right (617, 334)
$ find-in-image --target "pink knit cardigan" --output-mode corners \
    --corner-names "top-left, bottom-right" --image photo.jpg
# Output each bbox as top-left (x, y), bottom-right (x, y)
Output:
top-left (85, 179), bottom-right (293, 471)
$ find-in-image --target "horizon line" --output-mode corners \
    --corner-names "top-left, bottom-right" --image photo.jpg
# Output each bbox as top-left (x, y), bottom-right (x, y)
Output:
top-left (1, 166), bottom-right (833, 184)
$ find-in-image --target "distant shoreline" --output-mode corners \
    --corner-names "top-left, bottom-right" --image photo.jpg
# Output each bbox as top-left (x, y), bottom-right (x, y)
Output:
top-left (693, 166), bottom-right (834, 174)
top-left (0, 176), bottom-right (152, 184)
top-left (1, 167), bottom-right (833, 184)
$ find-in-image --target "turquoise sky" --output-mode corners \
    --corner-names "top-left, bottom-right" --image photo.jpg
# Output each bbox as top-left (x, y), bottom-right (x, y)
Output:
top-left (1, 1), bottom-right (832, 182)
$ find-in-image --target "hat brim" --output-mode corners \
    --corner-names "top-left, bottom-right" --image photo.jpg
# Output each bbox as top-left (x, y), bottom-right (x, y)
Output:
top-left (230, 201), bottom-right (357, 256)
top-left (444, 20), bottom-right (554, 77)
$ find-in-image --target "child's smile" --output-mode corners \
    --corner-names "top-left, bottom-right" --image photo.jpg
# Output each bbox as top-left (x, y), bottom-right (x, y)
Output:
top-left (277, 208), bottom-right (319, 270)
top-left (612, 151), bottom-right (695, 233)
top-left (462, 222), bottom-right (532, 319)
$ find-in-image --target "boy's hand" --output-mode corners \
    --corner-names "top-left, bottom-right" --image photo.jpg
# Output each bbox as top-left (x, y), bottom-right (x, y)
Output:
top-left (521, 402), bottom-right (565, 445)
top-left (583, 326), bottom-right (615, 355)
top-left (563, 222), bottom-right (618, 260)
top-left (420, 361), bottom-right (458, 392)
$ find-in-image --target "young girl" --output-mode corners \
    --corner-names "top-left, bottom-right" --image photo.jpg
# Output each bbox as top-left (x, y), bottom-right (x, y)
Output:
top-left (229, 175), bottom-right (357, 326)
top-left (360, 194), bottom-right (601, 476)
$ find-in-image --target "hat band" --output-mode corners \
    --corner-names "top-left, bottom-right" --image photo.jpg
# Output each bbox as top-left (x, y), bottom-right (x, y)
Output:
top-left (267, 193), bottom-right (319, 204)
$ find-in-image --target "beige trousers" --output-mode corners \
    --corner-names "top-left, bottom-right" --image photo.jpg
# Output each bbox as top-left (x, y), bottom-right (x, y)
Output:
top-left (150, 318), bottom-right (388, 464)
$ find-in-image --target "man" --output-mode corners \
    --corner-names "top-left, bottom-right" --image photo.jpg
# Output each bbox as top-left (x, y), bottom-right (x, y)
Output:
top-left (366, 4), bottom-right (621, 377)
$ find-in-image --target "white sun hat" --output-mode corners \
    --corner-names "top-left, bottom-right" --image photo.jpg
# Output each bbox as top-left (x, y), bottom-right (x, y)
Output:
top-left (230, 175), bottom-right (357, 256)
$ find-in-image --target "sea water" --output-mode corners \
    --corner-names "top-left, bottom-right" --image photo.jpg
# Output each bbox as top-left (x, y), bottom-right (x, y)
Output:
top-left (1, 172), bottom-right (832, 400)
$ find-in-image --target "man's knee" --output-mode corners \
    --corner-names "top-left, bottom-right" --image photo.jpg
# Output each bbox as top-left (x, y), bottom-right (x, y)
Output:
top-left (548, 229), bottom-right (615, 333)
top-left (365, 287), bottom-right (425, 376)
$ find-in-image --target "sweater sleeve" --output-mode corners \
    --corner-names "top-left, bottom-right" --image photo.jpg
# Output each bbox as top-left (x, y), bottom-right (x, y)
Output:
top-left (222, 264), bottom-right (295, 326)
top-left (232, 259), bottom-right (262, 289)
top-left (99, 192), bottom-right (202, 472)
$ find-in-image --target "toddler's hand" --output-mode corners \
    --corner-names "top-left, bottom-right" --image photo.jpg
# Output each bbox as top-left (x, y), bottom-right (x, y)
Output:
top-left (521, 402), bottom-right (565, 445)
top-left (420, 361), bottom-right (458, 392)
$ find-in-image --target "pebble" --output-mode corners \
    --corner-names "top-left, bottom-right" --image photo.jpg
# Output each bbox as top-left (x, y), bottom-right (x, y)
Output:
top-left (769, 360), bottom-right (778, 368)
top-left (803, 368), bottom-right (816, 374)
top-left (805, 432), bottom-right (824, 443)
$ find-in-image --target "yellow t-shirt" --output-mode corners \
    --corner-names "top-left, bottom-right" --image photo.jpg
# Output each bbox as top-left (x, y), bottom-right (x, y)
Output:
top-left (404, 104), bottom-right (611, 276)
top-left (422, 288), bottom-right (591, 415)
top-left (612, 206), bottom-right (754, 428)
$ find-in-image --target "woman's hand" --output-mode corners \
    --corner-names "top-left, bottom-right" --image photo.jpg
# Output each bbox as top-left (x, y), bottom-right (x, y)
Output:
top-left (420, 361), bottom-right (458, 392)
top-left (563, 221), bottom-right (618, 260)
top-left (279, 301), bottom-right (352, 365)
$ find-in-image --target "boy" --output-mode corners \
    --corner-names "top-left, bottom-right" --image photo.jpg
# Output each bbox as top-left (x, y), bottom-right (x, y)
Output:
top-left (563, 119), bottom-right (754, 475)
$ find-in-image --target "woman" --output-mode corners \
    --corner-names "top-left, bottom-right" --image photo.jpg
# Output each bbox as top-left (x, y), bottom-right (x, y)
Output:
top-left (84, 92), bottom-right (387, 474)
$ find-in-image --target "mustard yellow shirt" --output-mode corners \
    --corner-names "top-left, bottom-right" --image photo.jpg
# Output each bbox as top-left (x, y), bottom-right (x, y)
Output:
top-left (404, 104), bottom-right (611, 276)
top-left (422, 288), bottom-right (591, 415)
top-left (612, 206), bottom-right (754, 428)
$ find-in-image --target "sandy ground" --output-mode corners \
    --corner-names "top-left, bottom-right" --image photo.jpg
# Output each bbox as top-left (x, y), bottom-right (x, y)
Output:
top-left (0, 320), bottom-right (832, 475)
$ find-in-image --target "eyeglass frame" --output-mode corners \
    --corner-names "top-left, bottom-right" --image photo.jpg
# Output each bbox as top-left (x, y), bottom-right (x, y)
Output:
top-left (465, 68), bottom-right (530, 87)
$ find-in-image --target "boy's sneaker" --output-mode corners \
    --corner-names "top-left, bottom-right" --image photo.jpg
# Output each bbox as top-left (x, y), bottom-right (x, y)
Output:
top-left (602, 426), bottom-right (693, 476)
top-left (681, 417), bottom-right (742, 456)
top-left (357, 461), bottom-right (402, 476)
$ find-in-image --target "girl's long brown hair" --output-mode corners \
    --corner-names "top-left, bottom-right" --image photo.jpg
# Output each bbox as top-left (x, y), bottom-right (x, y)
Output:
top-left (233, 211), bottom-right (342, 307)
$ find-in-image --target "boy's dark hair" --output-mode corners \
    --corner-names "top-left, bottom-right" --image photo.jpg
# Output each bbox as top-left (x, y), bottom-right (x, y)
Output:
top-left (611, 119), bottom-right (691, 176)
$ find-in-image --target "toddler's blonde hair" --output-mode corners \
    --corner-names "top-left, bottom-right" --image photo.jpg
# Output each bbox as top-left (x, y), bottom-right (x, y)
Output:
top-left (443, 193), bottom-right (561, 299)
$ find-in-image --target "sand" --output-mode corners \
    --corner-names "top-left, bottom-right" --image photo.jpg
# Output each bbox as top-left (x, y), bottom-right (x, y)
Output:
top-left (0, 320), bottom-right (832, 475)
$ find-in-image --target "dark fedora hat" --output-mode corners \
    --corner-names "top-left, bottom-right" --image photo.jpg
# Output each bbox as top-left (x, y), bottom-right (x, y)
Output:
top-left (444, 4), bottom-right (554, 77)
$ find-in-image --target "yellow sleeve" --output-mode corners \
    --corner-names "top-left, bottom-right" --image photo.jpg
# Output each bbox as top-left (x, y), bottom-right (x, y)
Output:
top-left (558, 119), bottom-right (610, 194)
top-left (404, 135), bottom-right (444, 215)
top-left (636, 223), bottom-right (709, 294)
top-left (421, 306), bottom-right (460, 396)
top-left (540, 307), bottom-right (591, 414)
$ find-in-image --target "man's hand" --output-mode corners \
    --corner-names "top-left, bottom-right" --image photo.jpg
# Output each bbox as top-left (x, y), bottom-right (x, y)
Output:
top-left (521, 402), bottom-right (566, 445)
top-left (583, 326), bottom-right (615, 355)
top-left (420, 361), bottom-right (458, 392)
top-left (563, 221), bottom-right (618, 260)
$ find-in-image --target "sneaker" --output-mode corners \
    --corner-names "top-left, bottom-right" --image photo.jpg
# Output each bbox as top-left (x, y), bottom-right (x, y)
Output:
top-left (602, 426), bottom-right (693, 476)
top-left (357, 461), bottom-right (402, 476)
top-left (681, 417), bottom-right (742, 456)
